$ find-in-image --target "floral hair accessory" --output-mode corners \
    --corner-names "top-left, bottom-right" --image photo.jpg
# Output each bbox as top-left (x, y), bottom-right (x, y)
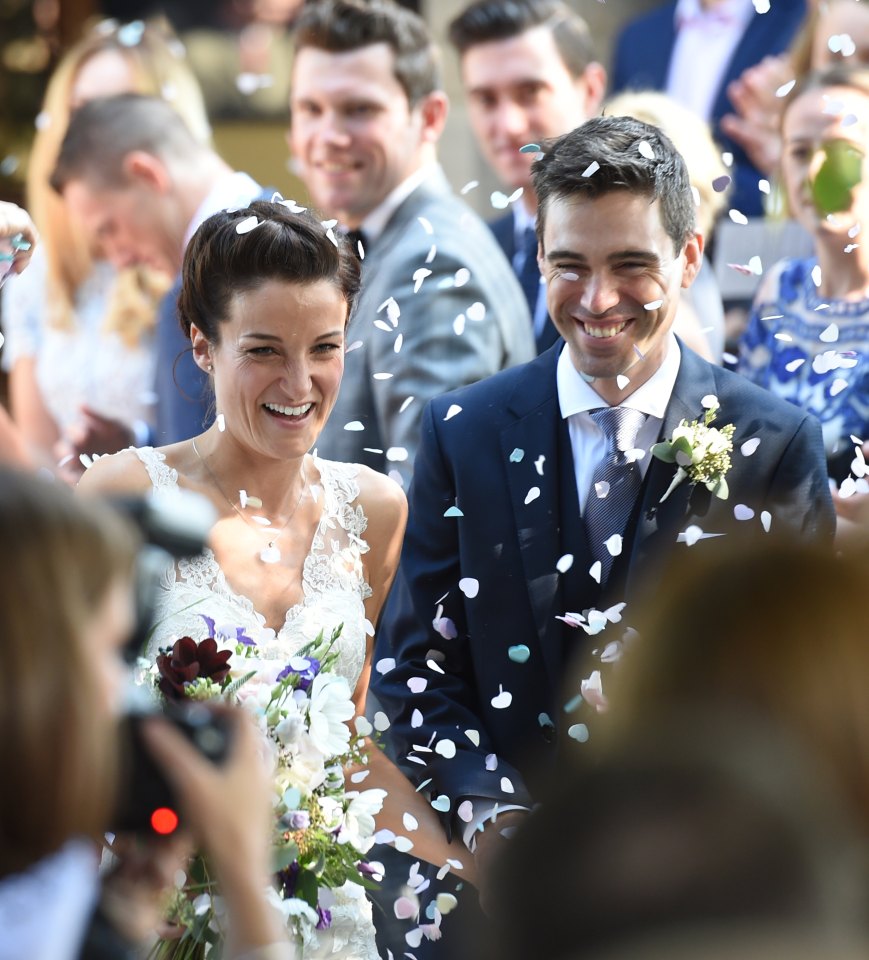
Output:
top-left (650, 395), bottom-right (735, 503)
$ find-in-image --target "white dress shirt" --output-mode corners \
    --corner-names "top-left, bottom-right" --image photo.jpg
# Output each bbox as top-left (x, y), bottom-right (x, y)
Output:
top-left (557, 336), bottom-right (682, 513)
top-left (666, 0), bottom-right (755, 123)
top-left (183, 170), bottom-right (264, 249)
top-left (358, 163), bottom-right (437, 244)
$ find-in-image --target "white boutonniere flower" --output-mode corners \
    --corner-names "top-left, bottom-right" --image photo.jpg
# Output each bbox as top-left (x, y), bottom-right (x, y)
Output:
top-left (650, 395), bottom-right (735, 503)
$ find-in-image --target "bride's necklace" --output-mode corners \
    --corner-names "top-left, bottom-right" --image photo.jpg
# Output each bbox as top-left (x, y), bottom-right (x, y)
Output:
top-left (191, 438), bottom-right (308, 565)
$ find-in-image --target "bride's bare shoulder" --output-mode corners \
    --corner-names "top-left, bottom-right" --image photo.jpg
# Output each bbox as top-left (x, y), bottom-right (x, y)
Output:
top-left (353, 464), bottom-right (408, 529)
top-left (76, 446), bottom-right (157, 497)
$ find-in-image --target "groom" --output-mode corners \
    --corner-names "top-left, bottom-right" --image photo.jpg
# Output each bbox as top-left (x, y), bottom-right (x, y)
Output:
top-left (374, 115), bottom-right (834, 902)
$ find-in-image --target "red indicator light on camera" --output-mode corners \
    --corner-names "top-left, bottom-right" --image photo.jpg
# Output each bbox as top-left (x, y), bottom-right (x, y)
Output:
top-left (150, 807), bottom-right (179, 835)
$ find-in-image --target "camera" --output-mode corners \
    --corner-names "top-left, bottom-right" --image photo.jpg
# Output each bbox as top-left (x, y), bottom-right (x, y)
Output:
top-left (109, 490), bottom-right (232, 836)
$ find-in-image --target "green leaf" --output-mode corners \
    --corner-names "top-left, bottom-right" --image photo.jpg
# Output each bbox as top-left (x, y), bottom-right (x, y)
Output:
top-left (295, 867), bottom-right (320, 909)
top-left (650, 440), bottom-right (676, 462)
top-left (273, 841), bottom-right (300, 872)
top-left (811, 139), bottom-right (864, 216)
top-left (712, 476), bottom-right (729, 500)
top-left (671, 436), bottom-right (693, 459)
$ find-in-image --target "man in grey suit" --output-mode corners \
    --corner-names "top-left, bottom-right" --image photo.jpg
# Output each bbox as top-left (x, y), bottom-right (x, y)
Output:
top-left (289, 0), bottom-right (535, 487)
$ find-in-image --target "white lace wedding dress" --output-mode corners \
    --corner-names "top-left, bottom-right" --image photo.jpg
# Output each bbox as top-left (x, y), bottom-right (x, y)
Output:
top-left (135, 446), bottom-right (381, 960)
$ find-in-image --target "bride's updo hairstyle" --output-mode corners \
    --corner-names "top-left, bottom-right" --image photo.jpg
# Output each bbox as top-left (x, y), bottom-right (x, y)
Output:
top-left (178, 199), bottom-right (362, 344)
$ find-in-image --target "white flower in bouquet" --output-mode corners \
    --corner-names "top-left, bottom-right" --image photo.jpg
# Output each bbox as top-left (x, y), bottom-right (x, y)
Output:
top-left (341, 789), bottom-right (388, 853)
top-left (280, 732), bottom-right (327, 795)
top-left (307, 673), bottom-right (354, 756)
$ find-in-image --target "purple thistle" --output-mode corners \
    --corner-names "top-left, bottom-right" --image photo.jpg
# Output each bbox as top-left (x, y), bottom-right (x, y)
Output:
top-left (316, 906), bottom-right (332, 930)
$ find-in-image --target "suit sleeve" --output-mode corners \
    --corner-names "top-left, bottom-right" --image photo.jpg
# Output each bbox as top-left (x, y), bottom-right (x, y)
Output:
top-left (365, 244), bottom-right (530, 488)
top-left (764, 411), bottom-right (835, 541)
top-left (373, 401), bottom-right (532, 836)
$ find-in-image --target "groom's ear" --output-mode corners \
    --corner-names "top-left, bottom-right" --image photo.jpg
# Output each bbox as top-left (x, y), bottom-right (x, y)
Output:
top-left (680, 231), bottom-right (704, 289)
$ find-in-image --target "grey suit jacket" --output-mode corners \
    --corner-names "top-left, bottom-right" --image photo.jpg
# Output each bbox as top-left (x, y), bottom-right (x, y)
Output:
top-left (315, 166), bottom-right (535, 486)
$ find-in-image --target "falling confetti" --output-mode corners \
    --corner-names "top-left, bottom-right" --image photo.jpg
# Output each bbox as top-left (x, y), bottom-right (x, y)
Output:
top-left (491, 685), bottom-right (513, 709)
top-left (459, 577), bottom-right (479, 598)
top-left (508, 644), bottom-right (530, 663)
top-left (445, 404), bottom-right (462, 421)
top-left (638, 141), bottom-right (655, 160)
top-left (582, 160), bottom-right (600, 177)
top-left (525, 486), bottom-right (541, 504)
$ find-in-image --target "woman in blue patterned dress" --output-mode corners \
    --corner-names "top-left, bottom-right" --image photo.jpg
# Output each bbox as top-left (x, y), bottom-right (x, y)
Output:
top-left (738, 65), bottom-right (869, 483)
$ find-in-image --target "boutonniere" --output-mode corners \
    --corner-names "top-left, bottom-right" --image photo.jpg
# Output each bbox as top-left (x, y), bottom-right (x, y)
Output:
top-left (650, 395), bottom-right (735, 503)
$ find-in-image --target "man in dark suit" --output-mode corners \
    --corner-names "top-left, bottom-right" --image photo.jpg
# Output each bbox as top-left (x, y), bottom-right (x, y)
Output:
top-left (448, 0), bottom-right (606, 354)
top-left (289, 0), bottom-right (534, 487)
top-left (611, 0), bottom-right (806, 218)
top-left (50, 95), bottom-right (268, 450)
top-left (374, 115), bottom-right (833, 904)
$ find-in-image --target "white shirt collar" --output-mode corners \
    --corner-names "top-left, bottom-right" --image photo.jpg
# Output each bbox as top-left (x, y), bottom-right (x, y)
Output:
top-left (512, 199), bottom-right (536, 239)
top-left (359, 163), bottom-right (437, 243)
top-left (183, 171), bottom-right (262, 249)
top-left (674, 0), bottom-right (754, 28)
top-left (557, 334), bottom-right (681, 419)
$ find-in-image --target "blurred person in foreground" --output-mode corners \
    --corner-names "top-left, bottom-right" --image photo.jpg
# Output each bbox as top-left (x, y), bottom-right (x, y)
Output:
top-left (287, 0), bottom-right (534, 486)
top-left (483, 534), bottom-right (869, 959)
top-left (0, 467), bottom-right (293, 960)
top-left (1, 18), bottom-right (211, 480)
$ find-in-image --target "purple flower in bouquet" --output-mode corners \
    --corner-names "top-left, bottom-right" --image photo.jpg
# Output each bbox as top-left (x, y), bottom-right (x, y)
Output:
top-left (283, 811), bottom-right (311, 831)
top-left (277, 656), bottom-right (321, 691)
top-left (316, 906), bottom-right (332, 931)
top-left (200, 614), bottom-right (255, 647)
top-left (156, 636), bottom-right (232, 701)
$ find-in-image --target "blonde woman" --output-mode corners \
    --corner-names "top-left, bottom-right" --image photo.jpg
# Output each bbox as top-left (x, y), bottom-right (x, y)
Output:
top-left (1, 18), bottom-right (210, 478)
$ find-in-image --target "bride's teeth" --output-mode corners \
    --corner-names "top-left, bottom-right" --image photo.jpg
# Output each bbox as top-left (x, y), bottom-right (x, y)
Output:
top-left (265, 402), bottom-right (312, 417)
top-left (583, 322), bottom-right (627, 339)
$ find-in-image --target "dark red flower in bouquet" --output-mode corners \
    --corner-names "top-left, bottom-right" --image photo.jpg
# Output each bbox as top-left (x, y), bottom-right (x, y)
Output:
top-left (156, 636), bottom-right (232, 701)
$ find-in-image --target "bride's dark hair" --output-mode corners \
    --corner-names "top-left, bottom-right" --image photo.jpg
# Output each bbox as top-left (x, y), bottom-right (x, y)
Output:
top-left (178, 199), bottom-right (362, 343)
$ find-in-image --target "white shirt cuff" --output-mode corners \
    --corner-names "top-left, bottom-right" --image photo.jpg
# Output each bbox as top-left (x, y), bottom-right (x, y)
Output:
top-left (461, 800), bottom-right (529, 851)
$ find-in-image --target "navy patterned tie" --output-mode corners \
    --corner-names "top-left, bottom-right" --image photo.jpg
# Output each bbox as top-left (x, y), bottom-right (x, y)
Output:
top-left (584, 407), bottom-right (647, 585)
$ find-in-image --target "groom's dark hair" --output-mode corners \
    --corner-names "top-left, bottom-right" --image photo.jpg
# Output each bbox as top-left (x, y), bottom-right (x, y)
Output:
top-left (531, 114), bottom-right (696, 253)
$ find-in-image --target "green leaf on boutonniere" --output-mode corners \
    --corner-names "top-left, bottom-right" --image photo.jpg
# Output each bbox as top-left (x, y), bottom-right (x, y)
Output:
top-left (650, 439), bottom-right (676, 462)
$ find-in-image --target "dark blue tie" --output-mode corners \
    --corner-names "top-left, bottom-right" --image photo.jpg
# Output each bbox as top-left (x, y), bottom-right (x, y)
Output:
top-left (517, 226), bottom-right (541, 316)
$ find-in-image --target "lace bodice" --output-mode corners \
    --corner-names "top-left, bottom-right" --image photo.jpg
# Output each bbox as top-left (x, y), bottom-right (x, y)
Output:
top-left (134, 446), bottom-right (380, 959)
top-left (136, 447), bottom-right (373, 693)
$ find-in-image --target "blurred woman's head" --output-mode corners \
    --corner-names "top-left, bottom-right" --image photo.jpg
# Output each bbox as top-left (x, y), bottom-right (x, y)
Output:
top-left (780, 65), bottom-right (869, 237)
top-left (0, 470), bottom-right (137, 877)
top-left (604, 89), bottom-right (729, 240)
top-left (27, 18), bottom-right (210, 336)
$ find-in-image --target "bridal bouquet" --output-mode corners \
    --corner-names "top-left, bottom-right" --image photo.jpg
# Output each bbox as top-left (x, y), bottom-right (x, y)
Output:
top-left (145, 615), bottom-right (385, 958)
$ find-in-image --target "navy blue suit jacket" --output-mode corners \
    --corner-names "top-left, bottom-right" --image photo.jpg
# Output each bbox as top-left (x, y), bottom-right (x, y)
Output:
top-left (611, 1), bottom-right (806, 217)
top-left (490, 210), bottom-right (561, 355)
top-left (374, 341), bottom-right (833, 831)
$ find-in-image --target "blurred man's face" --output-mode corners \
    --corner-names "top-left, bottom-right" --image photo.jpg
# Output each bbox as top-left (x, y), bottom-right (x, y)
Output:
top-left (461, 26), bottom-right (604, 197)
top-left (289, 42), bottom-right (433, 228)
top-left (63, 174), bottom-right (177, 274)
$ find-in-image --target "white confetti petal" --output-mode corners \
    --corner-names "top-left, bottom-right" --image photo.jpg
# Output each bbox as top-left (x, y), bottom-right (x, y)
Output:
top-left (453, 314), bottom-right (466, 336)
top-left (734, 504), bottom-right (755, 521)
top-left (344, 420), bottom-right (365, 431)
top-left (491, 685), bottom-right (513, 709)
top-left (457, 800), bottom-right (474, 823)
top-left (386, 446), bottom-right (408, 462)
top-left (682, 524), bottom-right (704, 547)
top-left (459, 577), bottom-right (479, 598)
top-left (831, 378), bottom-right (848, 396)
top-left (644, 299), bottom-right (663, 310)
top-left (411, 709), bottom-right (423, 728)
top-left (444, 404), bottom-right (462, 421)
top-left (616, 375), bottom-right (631, 390)
top-left (216, 413), bottom-right (226, 432)
top-left (819, 323), bottom-right (839, 343)
top-left (582, 160), bottom-right (600, 177)
top-left (413, 268), bottom-right (432, 292)
top-left (434, 739), bottom-right (457, 759)
top-left (740, 437), bottom-right (760, 456)
top-left (407, 677), bottom-right (427, 694)
top-left (525, 486), bottom-right (541, 504)
top-left (595, 480), bottom-right (610, 498)
top-left (589, 560), bottom-right (602, 583)
top-left (761, 510), bottom-right (772, 532)
top-left (604, 533), bottom-right (623, 557)
top-left (454, 267), bottom-right (470, 287)
top-left (467, 301), bottom-right (486, 322)
top-left (729, 209), bottom-right (748, 225)
top-left (556, 554), bottom-right (574, 573)
top-left (638, 140), bottom-right (655, 159)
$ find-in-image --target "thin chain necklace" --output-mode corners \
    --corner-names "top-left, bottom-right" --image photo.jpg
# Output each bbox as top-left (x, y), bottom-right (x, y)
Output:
top-left (191, 437), bottom-right (308, 565)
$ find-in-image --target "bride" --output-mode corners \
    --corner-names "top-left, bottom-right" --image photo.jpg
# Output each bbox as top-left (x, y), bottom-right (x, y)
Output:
top-left (77, 198), bottom-right (471, 958)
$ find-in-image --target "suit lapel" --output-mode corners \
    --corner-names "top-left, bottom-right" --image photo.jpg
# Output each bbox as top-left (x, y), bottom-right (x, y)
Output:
top-left (500, 347), bottom-right (594, 690)
top-left (625, 347), bottom-right (720, 593)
